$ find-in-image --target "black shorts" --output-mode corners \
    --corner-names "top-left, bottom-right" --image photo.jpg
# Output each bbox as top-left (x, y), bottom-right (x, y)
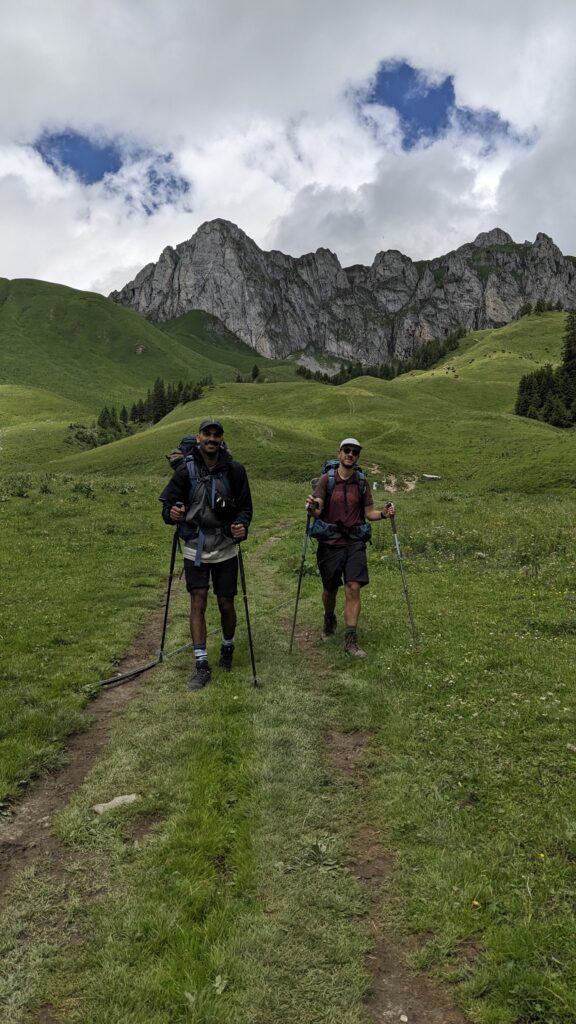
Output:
top-left (317, 541), bottom-right (369, 591)
top-left (184, 555), bottom-right (238, 597)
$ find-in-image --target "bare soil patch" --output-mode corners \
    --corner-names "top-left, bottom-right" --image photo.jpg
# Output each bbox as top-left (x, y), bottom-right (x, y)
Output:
top-left (384, 474), bottom-right (418, 493)
top-left (325, 728), bottom-right (374, 773)
top-left (130, 812), bottom-right (164, 845)
top-left (350, 826), bottom-right (395, 888)
top-left (367, 938), bottom-right (470, 1024)
top-left (35, 1005), bottom-right (58, 1023)
top-left (0, 599), bottom-right (172, 897)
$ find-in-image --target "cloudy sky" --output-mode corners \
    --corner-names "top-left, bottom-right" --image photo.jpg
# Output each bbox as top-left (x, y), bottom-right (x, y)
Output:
top-left (2, 0), bottom-right (575, 294)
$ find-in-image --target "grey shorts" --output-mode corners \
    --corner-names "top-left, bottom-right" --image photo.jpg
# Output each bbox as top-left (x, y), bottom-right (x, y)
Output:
top-left (316, 542), bottom-right (369, 591)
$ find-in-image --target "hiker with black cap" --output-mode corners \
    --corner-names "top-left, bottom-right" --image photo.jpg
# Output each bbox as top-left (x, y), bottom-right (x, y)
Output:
top-left (306, 437), bottom-right (394, 658)
top-left (160, 419), bottom-right (253, 690)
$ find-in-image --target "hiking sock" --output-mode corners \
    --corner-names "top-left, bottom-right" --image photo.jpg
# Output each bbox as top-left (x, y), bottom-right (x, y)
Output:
top-left (193, 644), bottom-right (208, 665)
top-left (221, 636), bottom-right (235, 647)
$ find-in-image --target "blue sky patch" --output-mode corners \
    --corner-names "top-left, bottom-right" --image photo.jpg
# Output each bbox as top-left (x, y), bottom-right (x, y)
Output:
top-left (140, 156), bottom-right (190, 215)
top-left (368, 61), bottom-right (513, 149)
top-left (35, 130), bottom-right (123, 183)
top-left (34, 130), bottom-right (191, 213)
top-left (102, 152), bottom-right (191, 215)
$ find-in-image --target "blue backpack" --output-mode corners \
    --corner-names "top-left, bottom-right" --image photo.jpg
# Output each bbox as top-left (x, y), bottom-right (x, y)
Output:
top-left (308, 459), bottom-right (371, 543)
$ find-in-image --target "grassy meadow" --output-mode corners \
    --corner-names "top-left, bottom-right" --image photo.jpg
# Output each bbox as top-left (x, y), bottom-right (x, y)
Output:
top-left (1, 289), bottom-right (575, 1023)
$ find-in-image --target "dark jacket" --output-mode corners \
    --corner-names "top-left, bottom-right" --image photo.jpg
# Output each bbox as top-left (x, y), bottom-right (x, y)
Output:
top-left (159, 447), bottom-right (253, 539)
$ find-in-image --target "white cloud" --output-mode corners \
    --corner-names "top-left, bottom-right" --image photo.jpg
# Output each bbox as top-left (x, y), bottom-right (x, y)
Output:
top-left (1, 0), bottom-right (576, 292)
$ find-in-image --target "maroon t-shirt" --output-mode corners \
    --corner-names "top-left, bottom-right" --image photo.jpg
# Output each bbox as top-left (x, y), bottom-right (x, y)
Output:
top-left (313, 469), bottom-right (373, 545)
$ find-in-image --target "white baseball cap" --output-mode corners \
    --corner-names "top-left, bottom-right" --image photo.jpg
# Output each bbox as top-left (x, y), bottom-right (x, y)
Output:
top-left (339, 437), bottom-right (362, 450)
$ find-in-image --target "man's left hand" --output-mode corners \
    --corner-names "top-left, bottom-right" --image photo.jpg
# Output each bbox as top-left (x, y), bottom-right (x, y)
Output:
top-left (231, 522), bottom-right (247, 540)
top-left (382, 501), bottom-right (395, 518)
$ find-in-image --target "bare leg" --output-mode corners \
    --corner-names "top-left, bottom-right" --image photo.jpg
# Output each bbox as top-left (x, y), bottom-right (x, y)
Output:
top-left (190, 589), bottom-right (208, 646)
top-left (322, 589), bottom-right (337, 616)
top-left (343, 581), bottom-right (361, 628)
top-left (217, 594), bottom-right (237, 639)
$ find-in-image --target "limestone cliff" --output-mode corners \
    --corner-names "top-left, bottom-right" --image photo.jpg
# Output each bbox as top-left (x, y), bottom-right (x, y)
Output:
top-left (110, 221), bottom-right (576, 362)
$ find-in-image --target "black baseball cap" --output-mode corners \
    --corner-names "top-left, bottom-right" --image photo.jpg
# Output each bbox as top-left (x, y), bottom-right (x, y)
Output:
top-left (199, 418), bottom-right (224, 434)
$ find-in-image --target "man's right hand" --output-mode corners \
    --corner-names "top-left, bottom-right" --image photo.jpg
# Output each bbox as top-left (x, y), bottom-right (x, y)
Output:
top-left (169, 502), bottom-right (186, 522)
top-left (306, 495), bottom-right (321, 514)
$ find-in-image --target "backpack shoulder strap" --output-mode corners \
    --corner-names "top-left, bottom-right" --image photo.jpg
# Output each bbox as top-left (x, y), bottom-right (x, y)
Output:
top-left (186, 457), bottom-right (233, 498)
top-left (185, 457), bottom-right (202, 498)
top-left (185, 457), bottom-right (198, 482)
top-left (218, 461), bottom-right (233, 496)
top-left (326, 466), bottom-right (366, 498)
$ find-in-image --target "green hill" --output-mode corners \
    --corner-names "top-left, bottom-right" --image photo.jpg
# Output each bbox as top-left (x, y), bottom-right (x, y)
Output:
top-left (0, 279), bottom-right (294, 415)
top-left (161, 310), bottom-right (296, 382)
top-left (51, 312), bottom-right (575, 493)
top-left (1, 285), bottom-right (573, 490)
top-left (0, 279), bottom-right (298, 467)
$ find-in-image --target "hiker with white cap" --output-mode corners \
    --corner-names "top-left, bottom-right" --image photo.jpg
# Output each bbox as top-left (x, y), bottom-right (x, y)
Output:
top-left (306, 437), bottom-right (395, 657)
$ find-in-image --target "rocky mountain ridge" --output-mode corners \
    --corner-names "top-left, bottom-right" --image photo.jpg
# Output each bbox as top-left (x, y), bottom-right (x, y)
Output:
top-left (110, 220), bottom-right (576, 363)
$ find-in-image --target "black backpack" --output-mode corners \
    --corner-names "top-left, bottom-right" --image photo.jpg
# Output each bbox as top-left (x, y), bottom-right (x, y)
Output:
top-left (166, 434), bottom-right (230, 468)
top-left (167, 436), bottom-right (236, 564)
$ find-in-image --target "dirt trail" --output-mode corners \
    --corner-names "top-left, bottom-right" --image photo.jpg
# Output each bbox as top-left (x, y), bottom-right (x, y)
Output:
top-left (0, 600), bottom-right (173, 896)
top-left (326, 730), bottom-right (471, 1024)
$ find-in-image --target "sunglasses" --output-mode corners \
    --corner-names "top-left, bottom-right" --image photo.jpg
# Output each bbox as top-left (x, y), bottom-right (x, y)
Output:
top-left (341, 446), bottom-right (360, 456)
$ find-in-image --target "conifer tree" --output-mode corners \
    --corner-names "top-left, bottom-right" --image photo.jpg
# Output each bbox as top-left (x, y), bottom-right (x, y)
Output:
top-left (180, 380), bottom-right (194, 403)
top-left (151, 377), bottom-right (167, 422)
top-left (97, 406), bottom-right (111, 430)
top-left (143, 388), bottom-right (152, 421)
top-left (561, 312), bottom-right (576, 377)
top-left (542, 394), bottom-right (571, 427)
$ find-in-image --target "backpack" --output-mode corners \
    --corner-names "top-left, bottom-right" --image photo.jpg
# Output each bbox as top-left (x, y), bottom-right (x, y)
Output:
top-left (168, 437), bottom-right (236, 565)
top-left (308, 458), bottom-right (371, 543)
top-left (166, 435), bottom-right (230, 468)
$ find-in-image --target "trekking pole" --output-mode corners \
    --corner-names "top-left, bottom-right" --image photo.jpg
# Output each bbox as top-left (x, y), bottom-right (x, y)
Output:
top-left (159, 528), bottom-right (179, 661)
top-left (237, 543), bottom-right (260, 688)
top-left (289, 514), bottom-right (312, 654)
top-left (388, 513), bottom-right (418, 646)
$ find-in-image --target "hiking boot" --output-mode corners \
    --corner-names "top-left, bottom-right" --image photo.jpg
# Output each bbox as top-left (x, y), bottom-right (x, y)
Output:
top-left (344, 631), bottom-right (366, 658)
top-left (322, 612), bottom-right (337, 640)
top-left (218, 643), bottom-right (235, 672)
top-left (187, 661), bottom-right (212, 690)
